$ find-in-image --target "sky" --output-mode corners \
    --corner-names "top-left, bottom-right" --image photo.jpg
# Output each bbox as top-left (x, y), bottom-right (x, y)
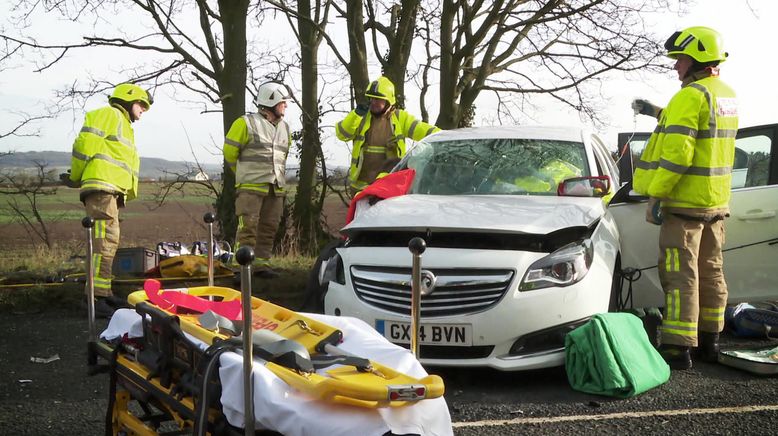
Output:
top-left (0, 0), bottom-right (775, 168)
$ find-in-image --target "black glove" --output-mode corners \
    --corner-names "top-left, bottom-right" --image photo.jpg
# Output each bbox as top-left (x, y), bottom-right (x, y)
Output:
top-left (355, 103), bottom-right (369, 116)
top-left (59, 171), bottom-right (80, 188)
top-left (631, 99), bottom-right (662, 119)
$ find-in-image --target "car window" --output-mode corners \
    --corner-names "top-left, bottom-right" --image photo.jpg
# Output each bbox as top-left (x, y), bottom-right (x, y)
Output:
top-left (733, 134), bottom-right (772, 188)
top-left (402, 138), bottom-right (589, 195)
top-left (590, 134), bottom-right (620, 187)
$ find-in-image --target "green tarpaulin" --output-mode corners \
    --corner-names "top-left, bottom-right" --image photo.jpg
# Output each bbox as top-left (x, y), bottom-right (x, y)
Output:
top-left (565, 313), bottom-right (670, 398)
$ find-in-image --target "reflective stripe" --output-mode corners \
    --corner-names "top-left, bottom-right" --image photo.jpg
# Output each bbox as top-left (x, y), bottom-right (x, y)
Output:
top-left (664, 248), bottom-right (680, 273)
top-left (81, 126), bottom-right (105, 136)
top-left (685, 166), bottom-right (732, 176)
top-left (337, 122), bottom-right (354, 140)
top-left (225, 138), bottom-right (242, 148)
top-left (365, 146), bottom-right (386, 153)
top-left (407, 120), bottom-right (419, 139)
top-left (689, 83), bottom-right (717, 138)
top-left (701, 306), bottom-right (725, 322)
top-left (658, 159), bottom-right (731, 177)
top-left (81, 180), bottom-right (120, 192)
top-left (665, 288), bottom-right (682, 321)
top-left (698, 129), bottom-right (737, 139)
top-left (238, 184), bottom-right (270, 193)
top-left (93, 220), bottom-right (106, 239)
top-left (659, 158), bottom-right (689, 174)
top-left (93, 153), bottom-right (135, 176)
top-left (635, 159), bottom-right (658, 170)
top-left (106, 134), bottom-right (133, 148)
top-left (662, 319), bottom-right (697, 337)
top-left (93, 253), bottom-right (102, 277)
top-left (239, 154), bottom-right (274, 163)
top-left (662, 125), bottom-right (698, 137)
top-left (424, 126), bottom-right (437, 137)
top-left (354, 135), bottom-right (365, 141)
top-left (72, 150), bottom-right (90, 162)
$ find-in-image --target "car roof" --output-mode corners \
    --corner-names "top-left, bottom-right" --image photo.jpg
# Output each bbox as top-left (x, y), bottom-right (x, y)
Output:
top-left (425, 125), bottom-right (590, 143)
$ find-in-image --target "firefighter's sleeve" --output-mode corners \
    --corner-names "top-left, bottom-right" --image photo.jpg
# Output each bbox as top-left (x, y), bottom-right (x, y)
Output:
top-left (126, 149), bottom-right (140, 202)
top-left (402, 112), bottom-right (441, 142)
top-left (223, 117), bottom-right (248, 174)
top-left (646, 87), bottom-right (704, 199)
top-left (70, 112), bottom-right (102, 183)
top-left (335, 111), bottom-right (363, 141)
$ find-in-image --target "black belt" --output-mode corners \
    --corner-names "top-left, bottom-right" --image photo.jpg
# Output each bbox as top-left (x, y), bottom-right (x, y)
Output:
top-left (670, 213), bottom-right (724, 223)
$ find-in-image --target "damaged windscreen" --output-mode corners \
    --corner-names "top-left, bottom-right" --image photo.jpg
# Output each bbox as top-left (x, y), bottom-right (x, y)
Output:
top-left (399, 138), bottom-right (589, 195)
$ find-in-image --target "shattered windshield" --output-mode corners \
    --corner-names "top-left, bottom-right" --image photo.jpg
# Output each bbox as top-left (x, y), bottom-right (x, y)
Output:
top-left (400, 138), bottom-right (589, 195)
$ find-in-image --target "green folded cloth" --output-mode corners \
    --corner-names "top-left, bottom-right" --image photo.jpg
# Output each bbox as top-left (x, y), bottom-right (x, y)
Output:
top-left (565, 313), bottom-right (670, 398)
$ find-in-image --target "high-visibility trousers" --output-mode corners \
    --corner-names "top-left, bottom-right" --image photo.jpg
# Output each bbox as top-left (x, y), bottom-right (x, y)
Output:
top-left (658, 213), bottom-right (727, 347)
top-left (84, 192), bottom-right (120, 298)
top-left (234, 190), bottom-right (283, 262)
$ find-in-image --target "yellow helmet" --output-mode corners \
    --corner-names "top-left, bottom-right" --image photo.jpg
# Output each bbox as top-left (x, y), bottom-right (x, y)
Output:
top-left (664, 26), bottom-right (727, 63)
top-left (110, 83), bottom-right (153, 110)
top-left (365, 76), bottom-right (395, 106)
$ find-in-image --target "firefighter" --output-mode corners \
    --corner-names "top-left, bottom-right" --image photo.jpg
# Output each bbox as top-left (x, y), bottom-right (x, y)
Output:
top-left (632, 27), bottom-right (738, 369)
top-left (223, 81), bottom-right (292, 278)
top-left (67, 83), bottom-right (152, 315)
top-left (336, 76), bottom-right (440, 195)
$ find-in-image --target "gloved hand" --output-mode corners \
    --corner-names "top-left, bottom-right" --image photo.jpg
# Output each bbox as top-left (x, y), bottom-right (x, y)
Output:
top-left (355, 103), bottom-right (369, 116)
top-left (645, 197), bottom-right (663, 225)
top-left (59, 171), bottom-right (80, 188)
top-left (631, 99), bottom-right (662, 119)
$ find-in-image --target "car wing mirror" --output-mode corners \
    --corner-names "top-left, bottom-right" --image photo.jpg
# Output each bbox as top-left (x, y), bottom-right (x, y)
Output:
top-left (557, 176), bottom-right (611, 198)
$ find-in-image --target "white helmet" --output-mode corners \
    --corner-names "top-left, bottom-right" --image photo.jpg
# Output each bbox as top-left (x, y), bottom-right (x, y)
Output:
top-left (255, 82), bottom-right (290, 108)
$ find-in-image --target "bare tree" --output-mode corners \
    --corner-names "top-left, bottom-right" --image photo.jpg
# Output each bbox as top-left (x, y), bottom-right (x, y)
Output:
top-left (0, 161), bottom-right (61, 248)
top-left (0, 0), bottom-right (273, 241)
top-left (432, 0), bottom-right (671, 129)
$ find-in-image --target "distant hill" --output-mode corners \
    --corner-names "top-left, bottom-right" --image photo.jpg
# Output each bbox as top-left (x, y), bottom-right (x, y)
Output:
top-left (0, 151), bottom-right (224, 180)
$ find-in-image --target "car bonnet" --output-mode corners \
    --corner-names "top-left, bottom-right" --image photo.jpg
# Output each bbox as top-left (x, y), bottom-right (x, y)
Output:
top-left (342, 194), bottom-right (605, 235)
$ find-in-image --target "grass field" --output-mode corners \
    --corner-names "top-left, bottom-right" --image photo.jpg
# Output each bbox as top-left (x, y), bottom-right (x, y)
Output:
top-left (0, 181), bottom-right (348, 312)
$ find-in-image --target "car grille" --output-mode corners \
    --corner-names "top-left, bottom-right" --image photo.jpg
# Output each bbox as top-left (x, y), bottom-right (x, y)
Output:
top-left (350, 266), bottom-right (515, 317)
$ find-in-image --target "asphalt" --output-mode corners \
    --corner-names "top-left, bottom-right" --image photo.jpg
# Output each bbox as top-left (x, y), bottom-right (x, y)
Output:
top-left (2, 308), bottom-right (778, 435)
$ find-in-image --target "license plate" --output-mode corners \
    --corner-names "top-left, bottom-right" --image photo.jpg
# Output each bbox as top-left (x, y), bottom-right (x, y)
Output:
top-left (376, 320), bottom-right (472, 346)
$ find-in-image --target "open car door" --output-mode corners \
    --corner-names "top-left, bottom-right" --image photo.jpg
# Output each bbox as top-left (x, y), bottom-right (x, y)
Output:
top-left (609, 124), bottom-right (778, 308)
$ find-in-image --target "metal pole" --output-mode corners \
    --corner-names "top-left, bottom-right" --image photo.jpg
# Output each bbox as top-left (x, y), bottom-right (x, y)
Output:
top-left (408, 237), bottom-right (426, 358)
top-left (203, 212), bottom-right (216, 288)
top-left (235, 246), bottom-right (255, 436)
top-left (82, 217), bottom-right (97, 366)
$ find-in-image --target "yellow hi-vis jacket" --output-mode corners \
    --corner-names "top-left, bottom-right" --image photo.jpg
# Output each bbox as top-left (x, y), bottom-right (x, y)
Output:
top-left (223, 113), bottom-right (291, 195)
top-left (336, 108), bottom-right (439, 191)
top-left (633, 76), bottom-right (738, 209)
top-left (70, 104), bottom-right (139, 202)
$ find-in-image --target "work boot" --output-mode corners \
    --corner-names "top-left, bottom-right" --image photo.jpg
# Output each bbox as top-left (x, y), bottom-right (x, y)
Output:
top-left (697, 332), bottom-right (720, 363)
top-left (659, 344), bottom-right (692, 370)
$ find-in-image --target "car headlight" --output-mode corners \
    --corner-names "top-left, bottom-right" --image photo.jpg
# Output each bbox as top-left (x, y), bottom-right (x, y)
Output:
top-left (320, 252), bottom-right (345, 285)
top-left (519, 239), bottom-right (593, 291)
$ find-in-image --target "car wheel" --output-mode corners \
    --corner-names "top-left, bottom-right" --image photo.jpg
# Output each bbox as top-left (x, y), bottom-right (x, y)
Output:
top-left (300, 239), bottom-right (343, 313)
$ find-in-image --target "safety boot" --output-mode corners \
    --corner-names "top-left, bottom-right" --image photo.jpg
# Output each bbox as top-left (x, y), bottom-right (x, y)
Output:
top-left (697, 332), bottom-right (720, 363)
top-left (659, 344), bottom-right (692, 370)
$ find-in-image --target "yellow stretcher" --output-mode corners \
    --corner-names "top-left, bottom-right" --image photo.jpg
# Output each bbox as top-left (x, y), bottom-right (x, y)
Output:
top-left (126, 284), bottom-right (445, 408)
top-left (83, 214), bottom-right (447, 435)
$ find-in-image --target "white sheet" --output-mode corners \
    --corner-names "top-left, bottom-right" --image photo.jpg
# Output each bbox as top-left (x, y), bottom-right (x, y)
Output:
top-left (102, 310), bottom-right (453, 436)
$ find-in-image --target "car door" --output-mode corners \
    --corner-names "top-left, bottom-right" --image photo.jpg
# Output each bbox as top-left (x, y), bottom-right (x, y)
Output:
top-left (609, 124), bottom-right (778, 308)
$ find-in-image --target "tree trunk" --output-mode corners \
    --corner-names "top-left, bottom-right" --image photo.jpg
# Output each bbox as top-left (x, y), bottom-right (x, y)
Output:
top-left (293, 0), bottom-right (323, 254)
top-left (382, 0), bottom-right (420, 108)
top-left (215, 0), bottom-right (250, 243)
top-left (346, 0), bottom-right (370, 102)
top-left (435, 0), bottom-right (460, 129)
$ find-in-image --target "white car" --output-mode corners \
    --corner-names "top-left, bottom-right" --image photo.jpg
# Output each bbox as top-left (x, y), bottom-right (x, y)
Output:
top-left (312, 124), bottom-right (778, 371)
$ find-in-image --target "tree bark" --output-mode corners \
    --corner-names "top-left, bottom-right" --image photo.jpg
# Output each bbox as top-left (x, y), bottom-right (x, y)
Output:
top-left (215, 0), bottom-right (250, 242)
top-left (293, 0), bottom-right (324, 254)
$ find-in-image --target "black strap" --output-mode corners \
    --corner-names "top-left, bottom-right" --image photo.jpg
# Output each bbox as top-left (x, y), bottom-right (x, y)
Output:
top-left (310, 354), bottom-right (372, 372)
